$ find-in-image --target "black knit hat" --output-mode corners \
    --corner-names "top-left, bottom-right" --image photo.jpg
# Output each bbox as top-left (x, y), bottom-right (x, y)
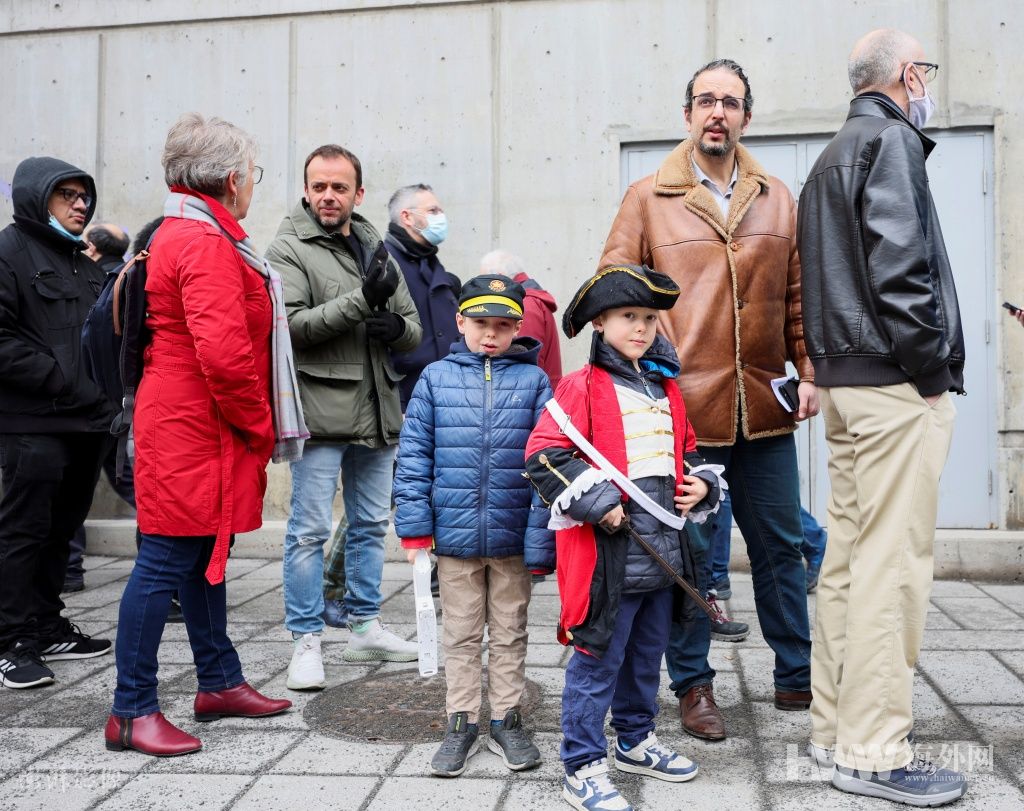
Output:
top-left (562, 264), bottom-right (680, 338)
top-left (458, 274), bottom-right (525, 320)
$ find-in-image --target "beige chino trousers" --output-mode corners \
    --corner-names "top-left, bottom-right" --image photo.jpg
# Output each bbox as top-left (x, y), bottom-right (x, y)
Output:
top-left (811, 383), bottom-right (955, 772)
top-left (437, 555), bottom-right (532, 723)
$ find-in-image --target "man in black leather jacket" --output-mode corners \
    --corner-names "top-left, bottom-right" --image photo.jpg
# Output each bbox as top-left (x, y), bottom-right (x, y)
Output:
top-left (0, 157), bottom-right (114, 690)
top-left (796, 29), bottom-right (967, 807)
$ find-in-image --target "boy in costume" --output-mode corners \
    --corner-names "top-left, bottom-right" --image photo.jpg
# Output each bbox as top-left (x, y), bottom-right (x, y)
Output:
top-left (525, 265), bottom-right (725, 811)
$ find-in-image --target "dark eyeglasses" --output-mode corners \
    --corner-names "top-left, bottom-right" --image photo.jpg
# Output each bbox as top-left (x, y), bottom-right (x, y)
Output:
top-left (908, 62), bottom-right (939, 83)
top-left (692, 94), bottom-right (745, 113)
top-left (55, 187), bottom-right (93, 207)
top-left (252, 165), bottom-right (264, 184)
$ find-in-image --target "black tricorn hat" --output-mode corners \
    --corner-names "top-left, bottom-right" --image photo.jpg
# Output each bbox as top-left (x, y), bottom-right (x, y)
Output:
top-left (562, 264), bottom-right (680, 338)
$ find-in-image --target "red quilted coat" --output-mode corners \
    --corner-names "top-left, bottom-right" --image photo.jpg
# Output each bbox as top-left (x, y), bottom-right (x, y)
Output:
top-left (133, 190), bottom-right (273, 583)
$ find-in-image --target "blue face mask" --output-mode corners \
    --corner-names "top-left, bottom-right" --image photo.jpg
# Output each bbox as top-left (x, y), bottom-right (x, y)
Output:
top-left (417, 212), bottom-right (448, 246)
top-left (48, 213), bottom-right (85, 242)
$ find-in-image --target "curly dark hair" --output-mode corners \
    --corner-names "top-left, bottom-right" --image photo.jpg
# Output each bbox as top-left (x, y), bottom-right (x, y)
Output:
top-left (684, 59), bottom-right (754, 112)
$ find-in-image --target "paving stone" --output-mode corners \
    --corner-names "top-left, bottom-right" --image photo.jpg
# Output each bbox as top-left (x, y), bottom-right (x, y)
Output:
top-left (73, 568), bottom-right (130, 589)
top-left (908, 676), bottom-right (972, 740)
top-left (930, 580), bottom-right (989, 598)
top-left (60, 582), bottom-right (129, 609)
top-left (930, 597), bottom-right (1024, 630)
top-left (0, 767), bottom-right (131, 811)
top-left (726, 610), bottom-right (770, 647)
top-left (227, 591), bottom-right (286, 622)
top-left (994, 650), bottom-right (1024, 680)
top-left (29, 729), bottom-right (153, 773)
top-left (93, 773), bottom-right (250, 811)
top-left (270, 733), bottom-right (404, 775)
top-left (501, 780), bottom-right (575, 810)
top-left (146, 728), bottom-right (302, 774)
top-left (524, 643), bottom-right (569, 667)
top-left (977, 583), bottom-right (1024, 614)
top-left (232, 775), bottom-right (379, 810)
top-left (958, 705), bottom-right (1024, 745)
top-left (366, 775), bottom-right (505, 810)
top-left (82, 555), bottom-right (122, 570)
top-left (921, 630), bottom-right (1024, 651)
top-left (918, 651), bottom-right (1024, 704)
top-left (761, 739), bottom-right (835, 783)
top-left (773, 781), bottom-right (904, 809)
top-left (0, 728), bottom-right (81, 771)
top-left (224, 558), bottom-right (275, 576)
top-left (923, 610), bottom-right (962, 629)
top-left (225, 579), bottom-right (282, 608)
top-left (641, 777), bottom-right (759, 808)
top-left (233, 561), bottom-right (284, 581)
top-left (735, 648), bottom-right (779, 703)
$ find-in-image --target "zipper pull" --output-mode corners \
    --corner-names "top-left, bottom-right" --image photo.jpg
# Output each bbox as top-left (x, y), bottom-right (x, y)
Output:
top-left (484, 357), bottom-right (491, 382)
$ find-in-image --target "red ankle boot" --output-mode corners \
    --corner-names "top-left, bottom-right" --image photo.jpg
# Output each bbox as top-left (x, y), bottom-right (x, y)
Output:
top-left (105, 712), bottom-right (201, 756)
top-left (194, 682), bottom-right (292, 721)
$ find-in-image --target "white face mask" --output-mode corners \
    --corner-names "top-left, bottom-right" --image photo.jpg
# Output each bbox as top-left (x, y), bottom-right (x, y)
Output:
top-left (904, 65), bottom-right (936, 129)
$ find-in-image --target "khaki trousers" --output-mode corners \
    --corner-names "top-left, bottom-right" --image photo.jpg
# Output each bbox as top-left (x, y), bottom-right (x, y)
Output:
top-left (437, 555), bottom-right (532, 723)
top-left (812, 384), bottom-right (955, 772)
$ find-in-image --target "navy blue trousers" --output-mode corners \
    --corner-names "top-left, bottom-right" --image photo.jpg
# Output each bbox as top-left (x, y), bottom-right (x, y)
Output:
top-left (561, 587), bottom-right (673, 773)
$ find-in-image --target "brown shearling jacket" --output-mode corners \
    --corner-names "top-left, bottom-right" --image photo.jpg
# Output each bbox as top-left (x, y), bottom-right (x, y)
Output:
top-left (599, 139), bottom-right (813, 446)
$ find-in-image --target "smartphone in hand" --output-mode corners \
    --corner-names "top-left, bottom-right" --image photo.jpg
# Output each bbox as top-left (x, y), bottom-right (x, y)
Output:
top-left (1003, 301), bottom-right (1021, 316)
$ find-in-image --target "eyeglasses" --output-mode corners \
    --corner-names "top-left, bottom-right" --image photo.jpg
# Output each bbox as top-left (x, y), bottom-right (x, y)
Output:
top-left (54, 187), bottom-right (93, 207)
top-left (252, 165), bottom-right (264, 184)
top-left (692, 94), bottom-right (745, 114)
top-left (908, 62), bottom-right (939, 83)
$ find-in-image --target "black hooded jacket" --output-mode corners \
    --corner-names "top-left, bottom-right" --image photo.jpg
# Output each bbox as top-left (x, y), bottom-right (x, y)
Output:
top-left (0, 156), bottom-right (112, 432)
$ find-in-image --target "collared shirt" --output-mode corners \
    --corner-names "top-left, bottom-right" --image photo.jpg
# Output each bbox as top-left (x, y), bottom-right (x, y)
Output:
top-left (691, 157), bottom-right (738, 219)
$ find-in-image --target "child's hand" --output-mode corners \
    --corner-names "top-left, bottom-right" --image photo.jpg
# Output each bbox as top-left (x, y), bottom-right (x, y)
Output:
top-left (406, 548), bottom-right (420, 564)
top-left (675, 475), bottom-right (709, 516)
top-left (598, 504), bottom-right (627, 533)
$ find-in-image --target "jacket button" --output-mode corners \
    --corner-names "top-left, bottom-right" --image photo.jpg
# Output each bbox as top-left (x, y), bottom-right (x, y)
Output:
top-left (730, 242), bottom-right (741, 251)
top-left (737, 299), bottom-right (745, 309)
top-left (436, 330), bottom-right (444, 337)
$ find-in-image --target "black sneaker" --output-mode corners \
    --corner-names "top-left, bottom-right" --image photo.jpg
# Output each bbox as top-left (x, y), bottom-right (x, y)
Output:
top-left (707, 594), bottom-right (750, 642)
top-left (487, 707), bottom-right (541, 771)
top-left (39, 620), bottom-right (112, 661)
top-left (0, 642), bottom-right (56, 689)
top-left (61, 577), bottom-right (85, 594)
top-left (167, 595), bottom-right (185, 623)
top-left (430, 711), bottom-right (480, 777)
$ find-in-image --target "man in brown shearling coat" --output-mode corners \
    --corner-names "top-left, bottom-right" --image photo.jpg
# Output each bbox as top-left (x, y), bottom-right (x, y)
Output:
top-left (598, 59), bottom-right (818, 741)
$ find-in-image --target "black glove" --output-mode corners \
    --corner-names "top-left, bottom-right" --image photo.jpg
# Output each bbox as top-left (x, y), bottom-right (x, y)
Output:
top-left (361, 242), bottom-right (399, 308)
top-left (364, 312), bottom-right (406, 343)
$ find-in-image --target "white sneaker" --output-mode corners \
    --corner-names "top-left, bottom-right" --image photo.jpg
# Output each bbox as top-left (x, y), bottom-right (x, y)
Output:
top-left (807, 741), bottom-right (835, 766)
top-left (563, 759), bottom-right (632, 811)
top-left (342, 618), bottom-right (418, 663)
top-left (287, 633), bottom-right (326, 690)
top-left (613, 732), bottom-right (697, 782)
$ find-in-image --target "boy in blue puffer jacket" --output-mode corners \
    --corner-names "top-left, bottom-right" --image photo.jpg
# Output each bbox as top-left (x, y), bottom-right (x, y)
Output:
top-left (394, 274), bottom-right (554, 778)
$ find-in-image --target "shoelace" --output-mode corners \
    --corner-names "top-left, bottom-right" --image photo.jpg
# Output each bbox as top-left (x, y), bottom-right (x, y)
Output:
top-left (14, 644), bottom-right (45, 666)
top-left (56, 618), bottom-right (91, 641)
top-left (500, 723), bottom-right (532, 749)
top-left (439, 730), bottom-right (475, 754)
top-left (586, 769), bottom-right (619, 799)
top-left (706, 594), bottom-right (730, 625)
top-left (904, 755), bottom-right (939, 776)
top-left (691, 684), bottom-right (717, 705)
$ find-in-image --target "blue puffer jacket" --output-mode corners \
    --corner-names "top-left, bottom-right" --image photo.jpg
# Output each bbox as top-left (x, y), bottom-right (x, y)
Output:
top-left (394, 337), bottom-right (555, 568)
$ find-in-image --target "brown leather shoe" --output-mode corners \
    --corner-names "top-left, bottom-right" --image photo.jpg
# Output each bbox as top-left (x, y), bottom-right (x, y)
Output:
top-left (774, 689), bottom-right (812, 710)
top-left (679, 683), bottom-right (726, 740)
top-left (104, 712), bottom-right (201, 756)
top-left (194, 682), bottom-right (292, 721)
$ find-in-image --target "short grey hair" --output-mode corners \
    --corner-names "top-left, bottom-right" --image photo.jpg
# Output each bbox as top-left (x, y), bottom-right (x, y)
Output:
top-left (479, 249), bottom-right (527, 279)
top-left (848, 29), bottom-right (917, 93)
top-left (387, 183), bottom-right (432, 225)
top-left (161, 112), bottom-right (258, 196)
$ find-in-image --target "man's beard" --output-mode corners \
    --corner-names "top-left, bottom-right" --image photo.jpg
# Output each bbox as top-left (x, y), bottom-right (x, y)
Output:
top-left (314, 209), bottom-right (350, 234)
top-left (697, 128), bottom-right (735, 157)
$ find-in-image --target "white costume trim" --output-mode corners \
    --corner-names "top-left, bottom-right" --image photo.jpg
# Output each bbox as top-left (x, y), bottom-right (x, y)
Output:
top-left (684, 463), bottom-right (728, 525)
top-left (548, 466), bottom-right (613, 530)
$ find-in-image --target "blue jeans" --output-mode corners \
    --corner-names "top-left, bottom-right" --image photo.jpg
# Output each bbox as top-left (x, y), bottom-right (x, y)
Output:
top-left (283, 441), bottom-right (397, 635)
top-left (561, 588), bottom-right (673, 773)
top-left (667, 431), bottom-right (812, 693)
top-left (707, 490), bottom-right (733, 587)
top-left (800, 507), bottom-right (827, 568)
top-left (112, 533), bottom-right (243, 718)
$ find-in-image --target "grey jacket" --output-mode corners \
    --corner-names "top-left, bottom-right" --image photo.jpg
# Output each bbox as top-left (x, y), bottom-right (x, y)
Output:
top-left (266, 203), bottom-right (422, 445)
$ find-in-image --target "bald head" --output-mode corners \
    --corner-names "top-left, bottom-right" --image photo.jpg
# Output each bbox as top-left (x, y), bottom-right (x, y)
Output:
top-left (848, 29), bottom-right (923, 94)
top-left (85, 223), bottom-right (130, 262)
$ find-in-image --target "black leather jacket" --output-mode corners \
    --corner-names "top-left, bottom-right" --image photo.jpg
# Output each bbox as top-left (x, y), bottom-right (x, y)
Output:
top-left (797, 93), bottom-right (965, 396)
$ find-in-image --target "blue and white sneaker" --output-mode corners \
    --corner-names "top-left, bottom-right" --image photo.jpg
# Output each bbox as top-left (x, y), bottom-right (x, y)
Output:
top-left (832, 755), bottom-right (967, 807)
top-left (613, 732), bottom-right (698, 782)
top-left (563, 759), bottom-right (632, 811)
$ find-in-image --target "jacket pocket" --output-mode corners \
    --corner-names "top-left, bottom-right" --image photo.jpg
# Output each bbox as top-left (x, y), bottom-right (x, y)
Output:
top-left (32, 270), bottom-right (81, 329)
top-left (297, 361), bottom-right (363, 385)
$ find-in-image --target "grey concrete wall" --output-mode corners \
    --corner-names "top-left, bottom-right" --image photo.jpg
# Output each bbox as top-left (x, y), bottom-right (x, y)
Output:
top-left (2, 0), bottom-right (1021, 526)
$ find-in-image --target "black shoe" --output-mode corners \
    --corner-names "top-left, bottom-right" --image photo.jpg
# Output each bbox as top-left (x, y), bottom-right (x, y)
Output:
top-left (62, 577), bottom-right (85, 594)
top-left (711, 578), bottom-right (732, 600)
top-left (707, 594), bottom-right (750, 642)
top-left (39, 620), bottom-right (112, 661)
top-left (487, 707), bottom-right (541, 771)
top-left (430, 711), bottom-right (480, 777)
top-left (0, 642), bottom-right (56, 689)
top-left (167, 595), bottom-right (185, 623)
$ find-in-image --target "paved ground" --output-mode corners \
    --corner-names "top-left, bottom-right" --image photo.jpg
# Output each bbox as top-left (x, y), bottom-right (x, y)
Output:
top-left (1, 556), bottom-right (1022, 811)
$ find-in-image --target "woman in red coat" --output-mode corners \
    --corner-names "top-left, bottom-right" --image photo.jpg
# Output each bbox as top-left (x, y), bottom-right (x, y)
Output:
top-left (106, 114), bottom-right (293, 756)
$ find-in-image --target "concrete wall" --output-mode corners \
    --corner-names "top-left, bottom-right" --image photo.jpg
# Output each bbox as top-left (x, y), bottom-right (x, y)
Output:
top-left (2, 0), bottom-right (1021, 526)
